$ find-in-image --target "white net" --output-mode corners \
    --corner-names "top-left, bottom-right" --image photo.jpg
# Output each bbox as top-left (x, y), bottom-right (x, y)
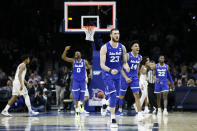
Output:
top-left (84, 26), bottom-right (95, 42)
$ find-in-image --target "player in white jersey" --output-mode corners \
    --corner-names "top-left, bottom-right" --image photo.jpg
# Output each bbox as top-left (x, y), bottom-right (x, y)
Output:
top-left (1, 55), bottom-right (39, 116)
top-left (139, 56), bottom-right (150, 113)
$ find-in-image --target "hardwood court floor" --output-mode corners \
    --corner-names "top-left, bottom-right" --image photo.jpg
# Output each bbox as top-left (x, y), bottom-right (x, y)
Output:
top-left (0, 111), bottom-right (197, 131)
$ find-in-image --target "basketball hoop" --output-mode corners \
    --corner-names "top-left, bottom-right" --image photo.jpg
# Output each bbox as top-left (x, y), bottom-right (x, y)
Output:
top-left (84, 26), bottom-right (96, 42)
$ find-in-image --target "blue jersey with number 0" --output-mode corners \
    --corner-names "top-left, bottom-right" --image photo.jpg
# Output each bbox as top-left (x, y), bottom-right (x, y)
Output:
top-left (103, 42), bottom-right (123, 79)
top-left (72, 59), bottom-right (86, 80)
top-left (155, 63), bottom-right (168, 82)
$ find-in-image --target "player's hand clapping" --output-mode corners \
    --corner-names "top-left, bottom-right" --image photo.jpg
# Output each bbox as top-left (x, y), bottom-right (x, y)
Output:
top-left (111, 69), bottom-right (118, 75)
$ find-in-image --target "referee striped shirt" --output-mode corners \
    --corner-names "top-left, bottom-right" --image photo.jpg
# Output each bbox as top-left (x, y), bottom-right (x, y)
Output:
top-left (147, 69), bottom-right (155, 84)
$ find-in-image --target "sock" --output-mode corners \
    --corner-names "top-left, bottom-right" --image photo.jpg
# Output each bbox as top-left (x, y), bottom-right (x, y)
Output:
top-left (138, 111), bottom-right (142, 116)
top-left (158, 108), bottom-right (161, 112)
top-left (3, 105), bottom-right (10, 112)
top-left (164, 108), bottom-right (167, 111)
top-left (145, 106), bottom-right (148, 110)
top-left (119, 108), bottom-right (122, 112)
top-left (111, 114), bottom-right (115, 120)
top-left (24, 95), bottom-right (33, 112)
top-left (76, 107), bottom-right (79, 113)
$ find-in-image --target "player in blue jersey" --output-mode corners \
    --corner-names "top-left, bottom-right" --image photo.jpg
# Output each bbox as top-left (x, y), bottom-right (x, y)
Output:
top-left (119, 40), bottom-right (144, 121)
top-left (152, 55), bottom-right (175, 116)
top-left (100, 28), bottom-right (130, 128)
top-left (61, 46), bottom-right (92, 118)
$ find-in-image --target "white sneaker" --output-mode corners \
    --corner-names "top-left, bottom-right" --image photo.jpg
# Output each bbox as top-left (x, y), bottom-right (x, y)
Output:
top-left (137, 113), bottom-right (144, 122)
top-left (163, 110), bottom-right (168, 115)
top-left (84, 110), bottom-right (89, 114)
top-left (101, 108), bottom-right (106, 116)
top-left (29, 111), bottom-right (39, 116)
top-left (1, 110), bottom-right (12, 117)
top-left (157, 110), bottom-right (162, 116)
top-left (152, 108), bottom-right (157, 114)
top-left (110, 119), bottom-right (118, 128)
top-left (143, 109), bottom-right (150, 114)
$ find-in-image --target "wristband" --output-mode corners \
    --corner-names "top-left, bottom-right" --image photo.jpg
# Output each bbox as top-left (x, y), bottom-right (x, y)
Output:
top-left (109, 69), bottom-right (112, 74)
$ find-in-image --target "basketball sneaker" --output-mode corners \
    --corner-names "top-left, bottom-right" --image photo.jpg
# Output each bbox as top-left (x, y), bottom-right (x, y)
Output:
top-left (110, 119), bottom-right (118, 128)
top-left (137, 112), bottom-right (144, 122)
top-left (152, 107), bottom-right (157, 114)
top-left (29, 111), bottom-right (39, 116)
top-left (157, 109), bottom-right (162, 116)
top-left (163, 109), bottom-right (168, 116)
top-left (1, 110), bottom-right (12, 117)
top-left (115, 111), bottom-right (123, 116)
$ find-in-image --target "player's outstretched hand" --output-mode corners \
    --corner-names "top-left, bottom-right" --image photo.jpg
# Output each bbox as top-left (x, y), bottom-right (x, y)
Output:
top-left (65, 46), bottom-right (71, 51)
top-left (111, 69), bottom-right (118, 75)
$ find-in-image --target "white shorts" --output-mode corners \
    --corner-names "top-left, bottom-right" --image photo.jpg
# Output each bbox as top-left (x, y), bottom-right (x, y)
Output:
top-left (84, 84), bottom-right (89, 97)
top-left (139, 80), bottom-right (148, 89)
top-left (12, 80), bottom-right (28, 96)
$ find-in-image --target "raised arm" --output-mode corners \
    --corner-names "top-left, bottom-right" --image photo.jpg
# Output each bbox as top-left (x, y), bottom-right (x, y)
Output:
top-left (122, 45), bottom-right (130, 72)
top-left (18, 64), bottom-right (26, 90)
top-left (85, 60), bottom-right (92, 78)
top-left (100, 45), bottom-right (110, 72)
top-left (61, 46), bottom-right (74, 64)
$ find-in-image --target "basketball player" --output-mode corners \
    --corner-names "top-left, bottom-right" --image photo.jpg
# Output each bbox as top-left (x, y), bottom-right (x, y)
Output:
top-left (100, 28), bottom-right (130, 128)
top-left (139, 56), bottom-right (150, 113)
top-left (152, 55), bottom-right (175, 115)
top-left (61, 46), bottom-right (92, 118)
top-left (119, 40), bottom-right (144, 121)
top-left (1, 55), bottom-right (39, 116)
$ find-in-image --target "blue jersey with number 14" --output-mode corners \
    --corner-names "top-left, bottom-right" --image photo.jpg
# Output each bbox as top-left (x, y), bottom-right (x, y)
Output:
top-left (72, 59), bottom-right (86, 81)
top-left (103, 42), bottom-right (123, 79)
top-left (126, 52), bottom-right (141, 79)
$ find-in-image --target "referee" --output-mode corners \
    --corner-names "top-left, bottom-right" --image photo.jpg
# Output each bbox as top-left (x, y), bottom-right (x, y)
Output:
top-left (147, 62), bottom-right (157, 113)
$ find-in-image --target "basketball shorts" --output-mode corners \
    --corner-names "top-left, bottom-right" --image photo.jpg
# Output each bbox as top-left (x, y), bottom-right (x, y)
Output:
top-left (103, 75), bottom-right (121, 96)
top-left (12, 80), bottom-right (28, 96)
top-left (72, 78), bottom-right (86, 101)
top-left (154, 81), bottom-right (169, 93)
top-left (120, 77), bottom-right (140, 97)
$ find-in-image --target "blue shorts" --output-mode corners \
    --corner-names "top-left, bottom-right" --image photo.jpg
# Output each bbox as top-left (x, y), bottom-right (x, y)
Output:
top-left (154, 81), bottom-right (169, 93)
top-left (72, 78), bottom-right (86, 101)
top-left (120, 77), bottom-right (140, 96)
top-left (103, 76), bottom-right (121, 96)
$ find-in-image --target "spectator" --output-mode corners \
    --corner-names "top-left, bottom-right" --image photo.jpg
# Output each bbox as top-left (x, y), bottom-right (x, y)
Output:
top-left (0, 80), bottom-right (12, 97)
top-left (187, 79), bottom-right (196, 87)
top-left (177, 79), bottom-right (183, 87)
top-left (27, 81), bottom-right (35, 98)
top-left (31, 89), bottom-right (46, 112)
top-left (180, 65), bottom-right (188, 86)
top-left (28, 73), bottom-right (36, 83)
top-left (56, 66), bottom-right (69, 112)
top-left (34, 71), bottom-right (41, 82)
